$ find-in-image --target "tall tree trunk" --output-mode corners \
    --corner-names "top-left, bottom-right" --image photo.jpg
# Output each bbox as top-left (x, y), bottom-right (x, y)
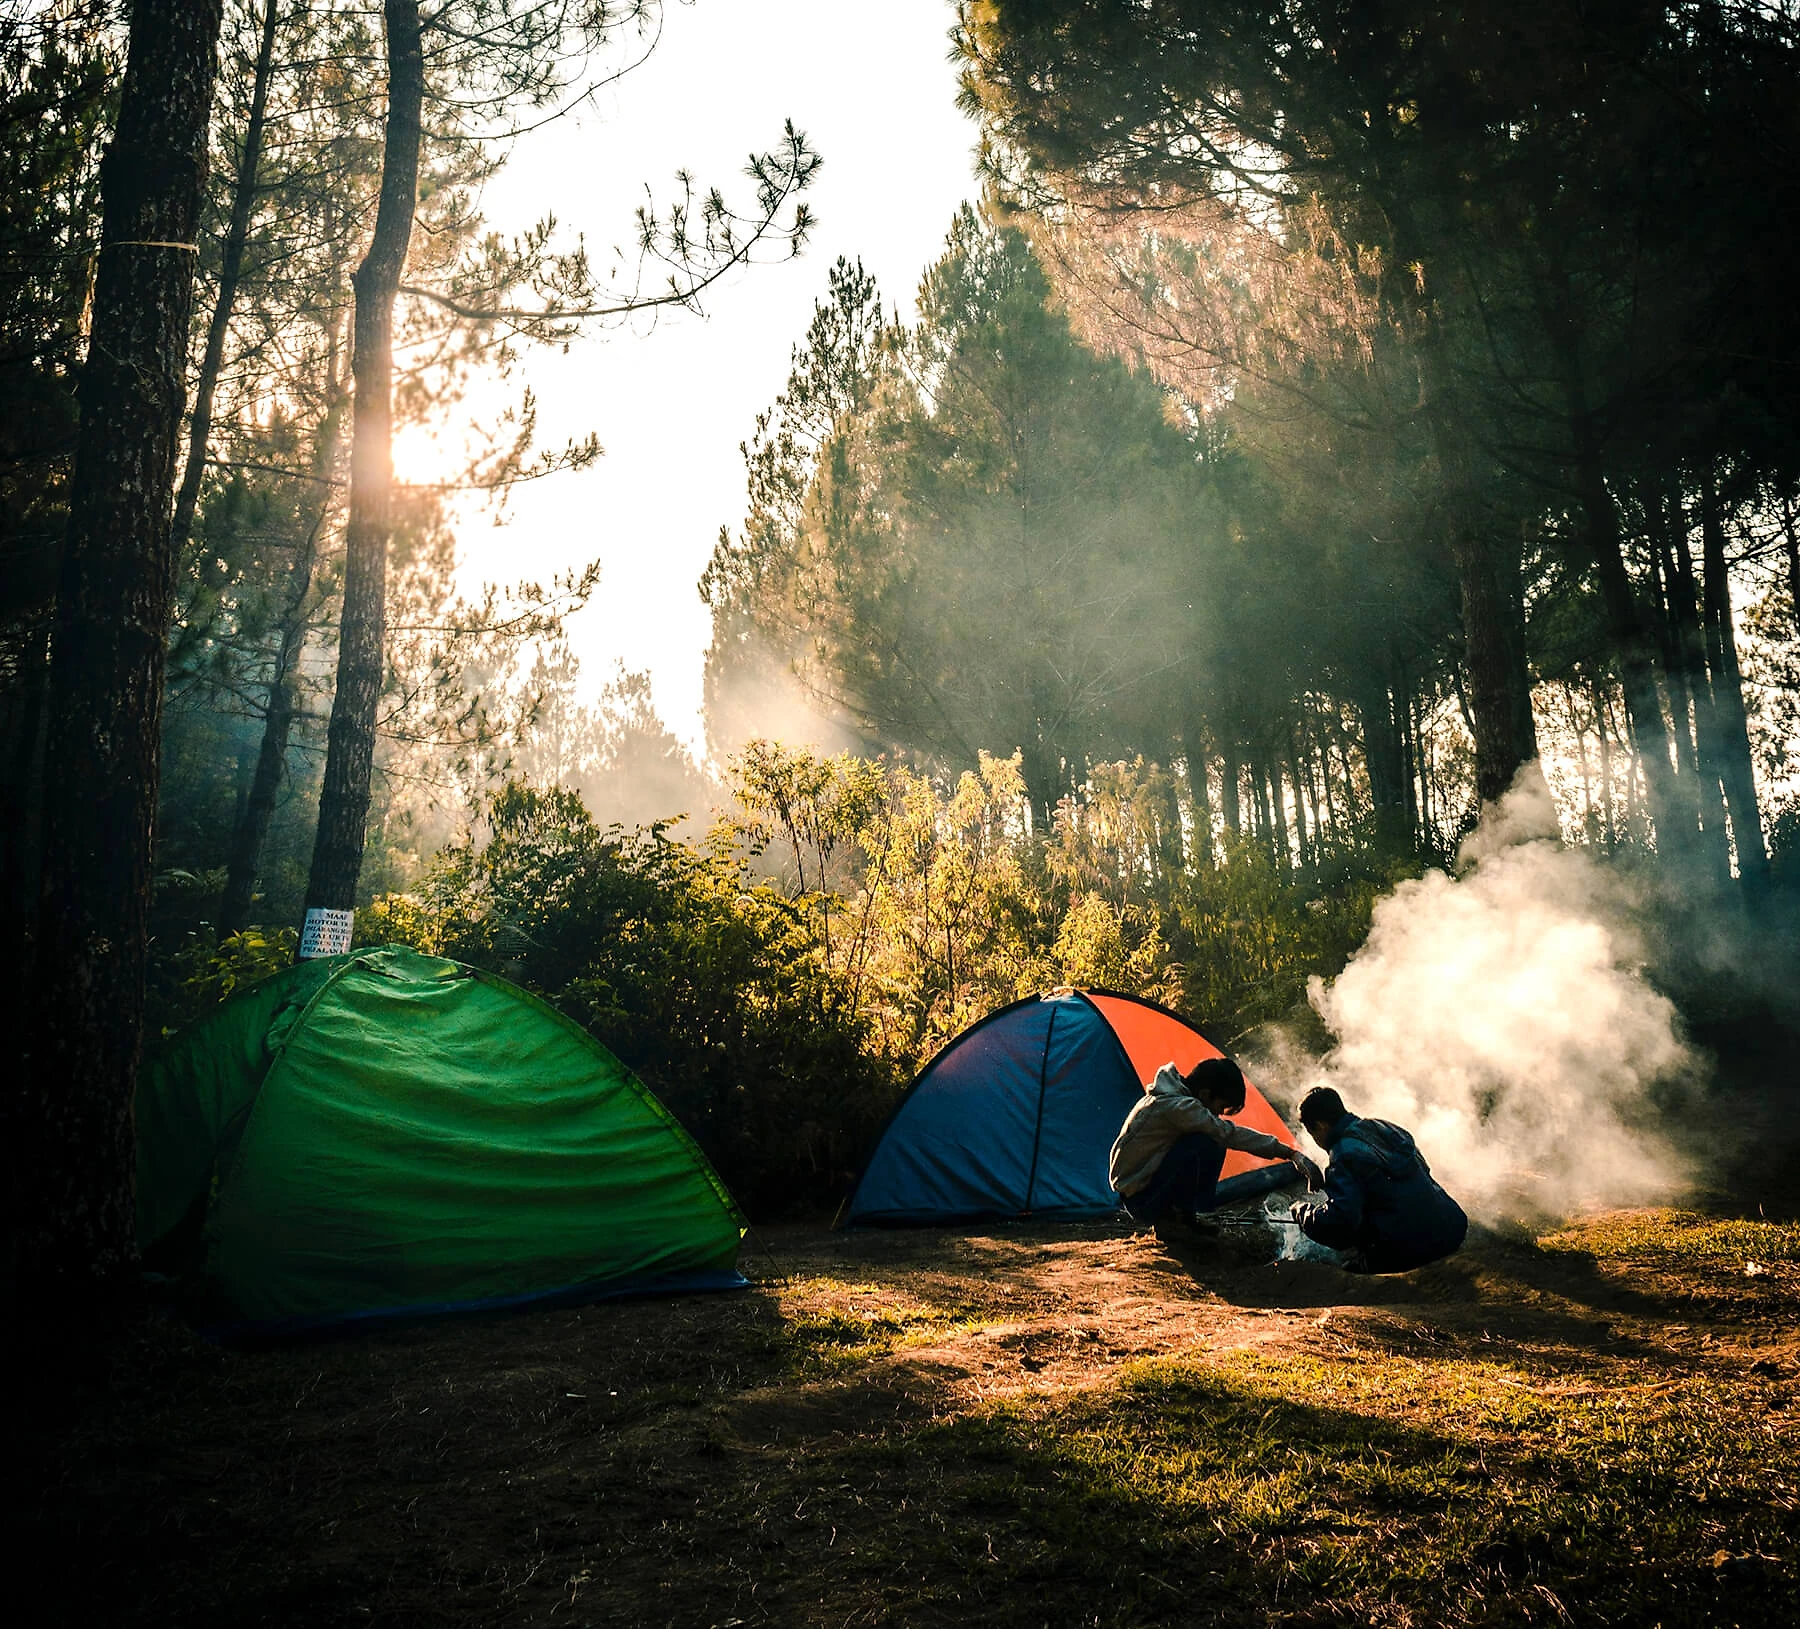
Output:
top-left (1179, 697), bottom-right (1213, 868)
top-left (1286, 730), bottom-right (1309, 869)
top-left (1781, 491), bottom-right (1800, 638)
top-left (218, 395), bottom-right (345, 935)
top-left (1356, 676), bottom-right (1408, 846)
top-left (1372, 133), bottom-right (1536, 802)
top-left (1219, 739), bottom-right (1242, 835)
top-left (1572, 441), bottom-right (1700, 861)
top-left (1646, 534), bottom-right (1697, 782)
top-left (1450, 526), bottom-right (1538, 803)
top-left (17, 0), bottom-right (223, 1292)
top-left (169, 0), bottom-right (281, 561)
top-left (1592, 674), bottom-right (1616, 850)
top-left (1017, 721), bottom-right (1059, 834)
top-left (1698, 473), bottom-right (1768, 884)
top-left (1397, 676), bottom-right (1420, 840)
top-left (1153, 766), bottom-right (1183, 880)
top-left (0, 616), bottom-right (51, 932)
top-left (1333, 716), bottom-right (1356, 828)
top-left (1256, 756), bottom-right (1279, 859)
top-left (300, 0), bottom-right (422, 954)
top-left (1655, 495), bottom-right (1731, 878)
top-left (1315, 708), bottom-right (1341, 841)
top-left (1546, 288), bottom-right (1700, 863)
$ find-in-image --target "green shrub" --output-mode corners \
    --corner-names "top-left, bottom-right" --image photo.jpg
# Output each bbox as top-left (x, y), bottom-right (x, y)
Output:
top-left (363, 783), bottom-right (900, 1214)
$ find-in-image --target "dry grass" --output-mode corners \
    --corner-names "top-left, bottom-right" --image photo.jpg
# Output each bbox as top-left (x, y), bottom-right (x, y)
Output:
top-left (16, 1209), bottom-right (1799, 1626)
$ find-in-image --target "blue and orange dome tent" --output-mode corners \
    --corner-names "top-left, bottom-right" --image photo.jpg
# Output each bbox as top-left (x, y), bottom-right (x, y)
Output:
top-left (845, 988), bottom-right (1296, 1224)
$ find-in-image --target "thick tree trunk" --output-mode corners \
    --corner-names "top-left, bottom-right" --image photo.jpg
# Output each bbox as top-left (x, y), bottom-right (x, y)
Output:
top-left (1450, 526), bottom-right (1538, 804)
top-left (301, 0), bottom-right (422, 952)
top-left (169, 0), bottom-right (281, 560)
top-left (1, 616), bottom-right (51, 931)
top-left (17, 0), bottom-right (222, 1292)
top-left (1356, 676), bottom-right (1408, 846)
top-left (1698, 474), bottom-right (1768, 884)
top-left (1366, 120), bottom-right (1536, 805)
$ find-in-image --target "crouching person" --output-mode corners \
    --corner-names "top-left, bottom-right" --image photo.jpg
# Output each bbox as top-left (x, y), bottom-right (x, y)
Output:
top-left (1291, 1087), bottom-right (1468, 1272)
top-left (1110, 1056), bottom-right (1315, 1238)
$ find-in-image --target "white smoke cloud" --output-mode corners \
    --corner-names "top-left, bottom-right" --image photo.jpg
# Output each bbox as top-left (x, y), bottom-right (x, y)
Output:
top-left (1292, 767), bottom-right (1696, 1223)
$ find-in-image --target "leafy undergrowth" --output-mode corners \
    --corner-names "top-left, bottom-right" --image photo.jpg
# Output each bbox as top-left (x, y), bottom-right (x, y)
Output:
top-left (15, 1210), bottom-right (1799, 1627)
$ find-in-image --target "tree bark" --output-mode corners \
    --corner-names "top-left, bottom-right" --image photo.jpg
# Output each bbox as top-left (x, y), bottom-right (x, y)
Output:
top-left (169, 0), bottom-right (281, 561)
top-left (17, 0), bottom-right (223, 1292)
top-left (1567, 420), bottom-right (1703, 865)
top-left (1316, 708), bottom-right (1341, 841)
top-left (1592, 674), bottom-right (1616, 850)
top-left (1179, 697), bottom-right (1213, 868)
top-left (0, 616), bottom-right (51, 930)
top-left (301, 0), bottom-right (422, 947)
top-left (1256, 756), bottom-right (1280, 860)
top-left (1367, 104), bottom-right (1536, 804)
top-left (1451, 526), bottom-right (1538, 804)
top-left (1218, 739), bottom-right (1242, 835)
top-left (1398, 676), bottom-right (1422, 838)
top-left (1653, 494), bottom-right (1731, 878)
top-left (1356, 676), bottom-right (1408, 847)
top-left (1781, 491), bottom-right (1800, 639)
top-left (1286, 731), bottom-right (1310, 870)
top-left (1698, 472), bottom-right (1768, 884)
top-left (1647, 529), bottom-right (1700, 783)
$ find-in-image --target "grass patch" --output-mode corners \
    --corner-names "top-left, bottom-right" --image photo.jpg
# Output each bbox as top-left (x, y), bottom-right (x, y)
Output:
top-left (20, 1216), bottom-right (1799, 1627)
top-left (774, 1276), bottom-right (990, 1371)
top-left (842, 1348), bottom-right (1799, 1624)
top-left (1540, 1209), bottom-right (1800, 1263)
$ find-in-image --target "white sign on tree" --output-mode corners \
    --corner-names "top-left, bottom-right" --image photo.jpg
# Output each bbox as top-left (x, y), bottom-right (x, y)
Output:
top-left (299, 907), bottom-right (355, 960)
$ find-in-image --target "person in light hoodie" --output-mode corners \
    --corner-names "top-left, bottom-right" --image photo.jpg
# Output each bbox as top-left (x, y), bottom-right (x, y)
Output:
top-left (1290, 1085), bottom-right (1468, 1272)
top-left (1109, 1055), bottom-right (1317, 1236)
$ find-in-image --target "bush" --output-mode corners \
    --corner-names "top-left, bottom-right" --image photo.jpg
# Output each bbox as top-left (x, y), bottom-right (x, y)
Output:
top-left (363, 783), bottom-right (901, 1215)
top-left (149, 757), bottom-right (1428, 1219)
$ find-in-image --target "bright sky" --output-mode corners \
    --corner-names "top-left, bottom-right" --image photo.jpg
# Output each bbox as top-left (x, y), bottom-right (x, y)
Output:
top-left (404, 0), bottom-right (979, 758)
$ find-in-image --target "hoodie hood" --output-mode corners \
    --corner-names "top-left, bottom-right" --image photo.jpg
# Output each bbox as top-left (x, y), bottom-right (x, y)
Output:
top-left (1336, 1115), bottom-right (1421, 1177)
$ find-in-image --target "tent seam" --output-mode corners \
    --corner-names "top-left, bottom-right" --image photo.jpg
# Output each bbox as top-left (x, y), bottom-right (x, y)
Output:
top-left (1021, 999), bottom-right (1059, 1214)
top-left (842, 989), bottom-right (1050, 1223)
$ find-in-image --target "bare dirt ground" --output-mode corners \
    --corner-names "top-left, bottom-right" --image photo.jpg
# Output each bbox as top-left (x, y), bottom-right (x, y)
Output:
top-left (19, 1201), bottom-right (1799, 1628)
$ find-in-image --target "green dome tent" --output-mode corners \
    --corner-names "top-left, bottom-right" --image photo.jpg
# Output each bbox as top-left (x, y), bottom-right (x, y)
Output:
top-left (137, 945), bottom-right (745, 1335)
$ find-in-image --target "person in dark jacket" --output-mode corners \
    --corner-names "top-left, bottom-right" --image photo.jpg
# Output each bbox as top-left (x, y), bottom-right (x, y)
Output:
top-left (1290, 1087), bottom-right (1467, 1272)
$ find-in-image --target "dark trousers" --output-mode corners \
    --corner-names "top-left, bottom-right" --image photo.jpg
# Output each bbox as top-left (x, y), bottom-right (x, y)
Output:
top-left (1121, 1134), bottom-right (1227, 1223)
